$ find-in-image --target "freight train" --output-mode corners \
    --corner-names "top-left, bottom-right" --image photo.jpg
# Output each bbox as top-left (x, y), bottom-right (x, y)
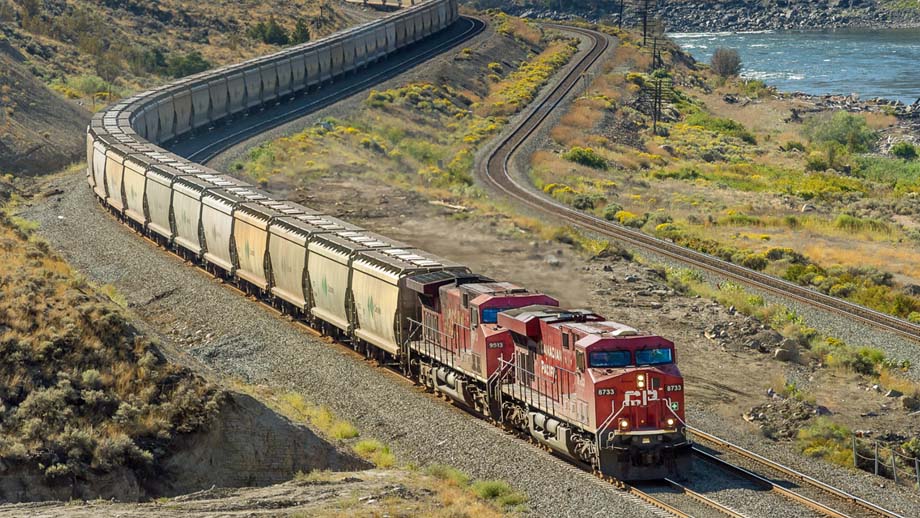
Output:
top-left (84, 0), bottom-right (691, 480)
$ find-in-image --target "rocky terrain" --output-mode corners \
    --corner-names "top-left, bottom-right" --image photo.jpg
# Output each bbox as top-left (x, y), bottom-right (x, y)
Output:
top-left (497, 0), bottom-right (920, 31)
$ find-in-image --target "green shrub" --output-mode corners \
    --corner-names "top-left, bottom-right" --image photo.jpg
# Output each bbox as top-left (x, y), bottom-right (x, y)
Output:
top-left (805, 151), bottom-right (829, 171)
top-left (247, 17), bottom-right (289, 45)
top-left (710, 47), bottom-right (742, 77)
top-left (562, 146), bottom-right (607, 170)
top-left (855, 155), bottom-right (920, 194)
top-left (614, 210), bottom-right (644, 228)
top-left (781, 141), bottom-right (806, 152)
top-left (797, 418), bottom-right (853, 467)
top-left (353, 439), bottom-right (395, 468)
top-left (166, 52), bottom-right (210, 78)
top-left (891, 141), bottom-right (918, 160)
top-left (684, 112), bottom-right (756, 144)
top-left (290, 18), bottom-right (311, 44)
top-left (602, 203), bottom-right (623, 221)
top-left (833, 214), bottom-right (890, 235)
top-left (804, 111), bottom-right (877, 153)
top-left (425, 463), bottom-right (470, 487)
top-left (472, 479), bottom-right (513, 500)
top-left (739, 79), bottom-right (770, 98)
top-left (572, 194), bottom-right (595, 210)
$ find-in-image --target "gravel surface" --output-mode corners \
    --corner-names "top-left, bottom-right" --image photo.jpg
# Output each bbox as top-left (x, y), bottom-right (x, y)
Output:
top-left (681, 459), bottom-right (824, 518)
top-left (25, 174), bottom-right (665, 518)
top-left (686, 407), bottom-right (920, 518)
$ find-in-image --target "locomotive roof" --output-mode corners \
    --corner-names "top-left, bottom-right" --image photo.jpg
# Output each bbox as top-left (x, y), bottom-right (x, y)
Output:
top-left (565, 321), bottom-right (640, 338)
top-left (501, 305), bottom-right (600, 323)
top-left (459, 281), bottom-right (530, 296)
top-left (404, 270), bottom-right (490, 296)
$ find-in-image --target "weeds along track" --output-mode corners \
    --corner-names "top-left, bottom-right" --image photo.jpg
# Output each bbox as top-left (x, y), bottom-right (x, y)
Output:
top-left (478, 24), bottom-right (920, 344)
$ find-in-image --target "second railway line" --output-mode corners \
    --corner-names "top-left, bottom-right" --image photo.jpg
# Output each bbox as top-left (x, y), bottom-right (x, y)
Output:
top-left (478, 25), bottom-right (920, 345)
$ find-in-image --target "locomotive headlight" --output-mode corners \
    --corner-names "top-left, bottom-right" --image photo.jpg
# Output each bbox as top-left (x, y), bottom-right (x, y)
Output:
top-left (619, 419), bottom-right (629, 429)
top-left (666, 418), bottom-right (676, 428)
top-left (637, 374), bottom-right (645, 389)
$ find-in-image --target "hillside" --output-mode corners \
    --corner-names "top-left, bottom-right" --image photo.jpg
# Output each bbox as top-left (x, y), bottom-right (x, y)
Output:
top-left (0, 0), bottom-right (368, 175)
top-left (0, 41), bottom-right (88, 176)
top-left (488, 0), bottom-right (920, 31)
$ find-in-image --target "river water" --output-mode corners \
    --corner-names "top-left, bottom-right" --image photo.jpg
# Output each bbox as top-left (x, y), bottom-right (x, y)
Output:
top-left (668, 29), bottom-right (920, 104)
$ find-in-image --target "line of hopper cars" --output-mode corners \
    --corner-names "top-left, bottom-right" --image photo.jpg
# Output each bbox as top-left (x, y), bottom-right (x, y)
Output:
top-left (85, 0), bottom-right (691, 480)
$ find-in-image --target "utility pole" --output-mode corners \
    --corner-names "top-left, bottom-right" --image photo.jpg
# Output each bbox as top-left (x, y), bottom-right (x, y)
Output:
top-left (642, 0), bottom-right (649, 46)
top-left (618, 0), bottom-right (624, 28)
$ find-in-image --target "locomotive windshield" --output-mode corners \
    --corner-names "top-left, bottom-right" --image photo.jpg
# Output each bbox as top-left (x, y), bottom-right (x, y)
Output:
top-left (636, 347), bottom-right (673, 366)
top-left (589, 350), bottom-right (631, 368)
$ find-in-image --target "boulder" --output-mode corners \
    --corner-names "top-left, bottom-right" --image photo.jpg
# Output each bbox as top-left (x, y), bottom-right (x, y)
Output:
top-left (773, 347), bottom-right (795, 362)
top-left (902, 395), bottom-right (920, 412)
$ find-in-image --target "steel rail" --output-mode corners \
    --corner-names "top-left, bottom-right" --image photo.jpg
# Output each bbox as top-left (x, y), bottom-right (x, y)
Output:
top-left (690, 428), bottom-right (905, 518)
top-left (182, 16), bottom-right (485, 163)
top-left (478, 24), bottom-right (920, 343)
top-left (626, 484), bottom-right (694, 518)
top-left (694, 448), bottom-right (855, 518)
top-left (663, 478), bottom-right (752, 518)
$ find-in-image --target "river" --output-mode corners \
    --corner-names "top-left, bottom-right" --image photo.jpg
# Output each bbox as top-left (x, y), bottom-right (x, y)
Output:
top-left (668, 28), bottom-right (920, 104)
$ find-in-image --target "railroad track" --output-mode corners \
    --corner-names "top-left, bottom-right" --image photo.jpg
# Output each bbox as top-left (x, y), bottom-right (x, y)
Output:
top-left (176, 16), bottom-right (485, 163)
top-left (629, 479), bottom-right (749, 518)
top-left (478, 23), bottom-right (920, 343)
top-left (690, 428), bottom-right (905, 518)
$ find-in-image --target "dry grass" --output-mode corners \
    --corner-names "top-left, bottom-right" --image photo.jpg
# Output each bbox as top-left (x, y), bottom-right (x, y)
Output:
top-left (6, 0), bottom-right (358, 106)
top-left (864, 111), bottom-right (898, 130)
top-left (0, 209), bottom-right (224, 480)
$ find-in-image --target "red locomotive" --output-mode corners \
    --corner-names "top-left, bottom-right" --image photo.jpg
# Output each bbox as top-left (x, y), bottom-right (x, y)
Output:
top-left (405, 272), bottom-right (691, 480)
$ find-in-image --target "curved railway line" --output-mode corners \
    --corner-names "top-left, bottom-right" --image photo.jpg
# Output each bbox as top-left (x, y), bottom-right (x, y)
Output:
top-left (479, 23), bottom-right (909, 518)
top-left (176, 16), bottom-right (484, 163)
top-left (81, 5), bottom-right (909, 516)
top-left (479, 28), bottom-right (920, 344)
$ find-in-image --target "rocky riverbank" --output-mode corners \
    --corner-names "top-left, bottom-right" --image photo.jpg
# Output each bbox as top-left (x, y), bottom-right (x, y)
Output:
top-left (502, 0), bottom-right (920, 32)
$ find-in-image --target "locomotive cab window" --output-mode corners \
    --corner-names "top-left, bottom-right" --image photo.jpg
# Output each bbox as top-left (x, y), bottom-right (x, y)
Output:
top-left (481, 308), bottom-right (507, 324)
top-left (562, 333), bottom-right (569, 349)
top-left (589, 350), bottom-right (631, 368)
top-left (635, 347), bottom-right (673, 366)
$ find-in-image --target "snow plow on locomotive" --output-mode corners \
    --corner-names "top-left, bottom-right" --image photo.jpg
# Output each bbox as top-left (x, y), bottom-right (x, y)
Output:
top-left (401, 271), bottom-right (692, 481)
